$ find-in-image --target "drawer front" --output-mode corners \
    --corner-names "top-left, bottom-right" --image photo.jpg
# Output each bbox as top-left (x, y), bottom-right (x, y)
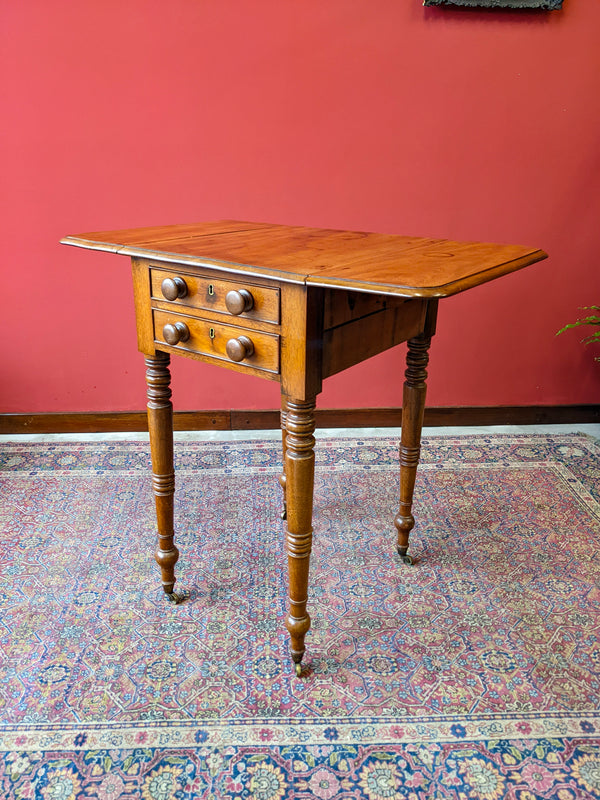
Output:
top-left (153, 310), bottom-right (280, 374)
top-left (150, 268), bottom-right (280, 324)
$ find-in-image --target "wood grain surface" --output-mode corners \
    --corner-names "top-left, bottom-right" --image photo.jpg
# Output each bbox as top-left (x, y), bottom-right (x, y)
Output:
top-left (62, 221), bottom-right (547, 298)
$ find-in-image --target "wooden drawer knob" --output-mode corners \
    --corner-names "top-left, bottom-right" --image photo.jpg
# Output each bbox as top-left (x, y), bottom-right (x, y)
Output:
top-left (226, 335), bottom-right (254, 362)
top-left (161, 276), bottom-right (188, 301)
top-left (225, 289), bottom-right (254, 315)
top-left (163, 321), bottom-right (190, 345)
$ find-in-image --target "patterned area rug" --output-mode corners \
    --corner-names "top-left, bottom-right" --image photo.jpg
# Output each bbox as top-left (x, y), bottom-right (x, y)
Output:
top-left (1, 432), bottom-right (599, 799)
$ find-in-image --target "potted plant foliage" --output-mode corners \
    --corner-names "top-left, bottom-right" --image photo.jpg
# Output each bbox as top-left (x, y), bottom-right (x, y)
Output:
top-left (557, 307), bottom-right (600, 360)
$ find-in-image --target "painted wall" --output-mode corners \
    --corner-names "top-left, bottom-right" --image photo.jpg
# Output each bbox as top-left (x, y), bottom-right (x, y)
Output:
top-left (1, 0), bottom-right (598, 414)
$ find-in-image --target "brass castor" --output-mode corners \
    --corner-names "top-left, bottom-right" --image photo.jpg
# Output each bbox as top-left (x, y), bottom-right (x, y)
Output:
top-left (281, 505), bottom-right (287, 521)
top-left (397, 549), bottom-right (414, 566)
top-left (165, 591), bottom-right (185, 605)
top-left (294, 662), bottom-right (302, 677)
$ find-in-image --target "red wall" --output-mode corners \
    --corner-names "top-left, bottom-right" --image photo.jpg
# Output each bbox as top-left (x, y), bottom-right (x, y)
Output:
top-left (1, 1), bottom-right (599, 414)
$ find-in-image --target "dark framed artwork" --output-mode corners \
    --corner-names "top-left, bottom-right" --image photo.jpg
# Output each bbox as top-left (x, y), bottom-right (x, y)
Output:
top-left (424, 0), bottom-right (562, 8)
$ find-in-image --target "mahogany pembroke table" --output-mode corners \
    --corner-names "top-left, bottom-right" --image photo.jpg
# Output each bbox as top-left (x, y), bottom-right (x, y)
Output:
top-left (61, 221), bottom-right (547, 675)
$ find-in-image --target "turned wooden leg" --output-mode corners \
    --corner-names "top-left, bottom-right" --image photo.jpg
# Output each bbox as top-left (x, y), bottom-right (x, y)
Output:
top-left (279, 394), bottom-right (288, 521)
top-left (284, 398), bottom-right (316, 675)
top-left (145, 352), bottom-right (182, 603)
top-left (394, 335), bottom-right (431, 565)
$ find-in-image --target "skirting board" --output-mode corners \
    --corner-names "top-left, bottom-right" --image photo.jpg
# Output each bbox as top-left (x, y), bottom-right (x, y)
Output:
top-left (0, 406), bottom-right (598, 434)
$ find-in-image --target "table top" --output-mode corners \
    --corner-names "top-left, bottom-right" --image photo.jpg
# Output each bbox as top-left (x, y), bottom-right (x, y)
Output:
top-left (61, 220), bottom-right (547, 298)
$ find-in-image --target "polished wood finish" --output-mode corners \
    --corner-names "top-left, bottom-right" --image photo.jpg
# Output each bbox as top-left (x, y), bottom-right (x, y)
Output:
top-left (131, 258), bottom-right (155, 354)
top-left (279, 395), bottom-right (289, 520)
top-left (279, 283), bottom-right (324, 402)
top-left (150, 265), bottom-right (280, 324)
top-left (225, 288), bottom-right (254, 315)
top-left (145, 352), bottom-right (180, 602)
top-left (225, 335), bottom-right (254, 362)
top-left (395, 337), bottom-right (432, 561)
top-left (283, 398), bottom-right (316, 673)
top-left (395, 302), bottom-right (438, 563)
top-left (162, 321), bottom-right (190, 345)
top-left (322, 294), bottom-right (427, 379)
top-left (153, 309), bottom-right (280, 376)
top-left (61, 220), bottom-right (548, 671)
top-left (62, 220), bottom-right (546, 298)
top-left (161, 276), bottom-right (188, 301)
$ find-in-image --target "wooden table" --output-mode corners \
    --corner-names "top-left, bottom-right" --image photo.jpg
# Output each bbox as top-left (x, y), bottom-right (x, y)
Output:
top-left (61, 221), bottom-right (546, 675)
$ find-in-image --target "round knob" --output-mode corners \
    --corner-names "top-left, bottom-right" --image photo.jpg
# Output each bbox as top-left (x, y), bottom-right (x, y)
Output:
top-left (161, 276), bottom-right (188, 301)
top-left (226, 335), bottom-right (254, 362)
top-left (163, 321), bottom-right (190, 345)
top-left (225, 289), bottom-right (254, 316)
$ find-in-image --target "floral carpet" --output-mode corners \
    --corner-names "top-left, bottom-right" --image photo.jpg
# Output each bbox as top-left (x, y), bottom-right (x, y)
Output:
top-left (0, 432), bottom-right (599, 799)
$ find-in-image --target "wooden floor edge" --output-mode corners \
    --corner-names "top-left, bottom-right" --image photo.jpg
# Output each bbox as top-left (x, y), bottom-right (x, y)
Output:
top-left (0, 406), bottom-right (598, 434)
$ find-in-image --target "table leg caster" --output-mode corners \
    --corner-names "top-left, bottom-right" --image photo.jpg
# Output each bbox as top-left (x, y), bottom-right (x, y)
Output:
top-left (294, 662), bottom-right (303, 677)
top-left (397, 548), bottom-right (414, 566)
top-left (165, 590), bottom-right (186, 604)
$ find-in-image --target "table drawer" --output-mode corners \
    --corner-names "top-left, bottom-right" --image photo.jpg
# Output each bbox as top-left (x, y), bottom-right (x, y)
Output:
top-left (150, 267), bottom-right (280, 324)
top-left (153, 310), bottom-right (280, 374)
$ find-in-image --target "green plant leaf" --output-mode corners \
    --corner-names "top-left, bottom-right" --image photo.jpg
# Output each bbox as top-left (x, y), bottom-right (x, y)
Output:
top-left (581, 331), bottom-right (600, 345)
top-left (557, 313), bottom-right (600, 336)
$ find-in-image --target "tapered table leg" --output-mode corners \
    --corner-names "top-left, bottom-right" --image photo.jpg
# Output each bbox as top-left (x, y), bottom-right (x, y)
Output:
top-left (283, 398), bottom-right (316, 675)
top-left (145, 352), bottom-right (182, 602)
top-left (278, 394), bottom-right (288, 521)
top-left (394, 334), bottom-right (431, 564)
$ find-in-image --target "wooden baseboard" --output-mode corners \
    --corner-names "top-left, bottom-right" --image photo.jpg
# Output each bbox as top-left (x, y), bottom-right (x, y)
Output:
top-left (0, 406), bottom-right (598, 434)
